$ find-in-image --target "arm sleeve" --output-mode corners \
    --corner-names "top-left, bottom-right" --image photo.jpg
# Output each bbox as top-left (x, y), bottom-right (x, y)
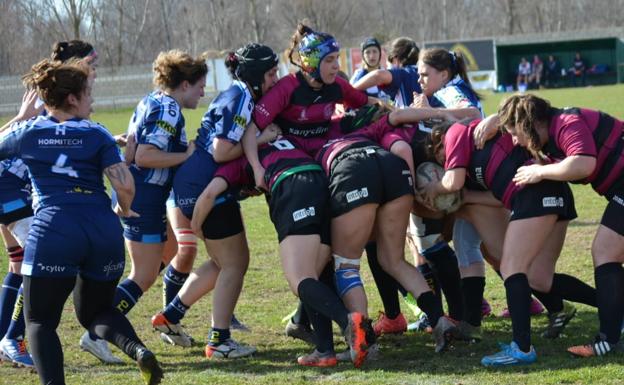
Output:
top-left (444, 124), bottom-right (472, 170)
top-left (253, 78), bottom-right (293, 130)
top-left (337, 77), bottom-right (368, 109)
top-left (555, 118), bottom-right (597, 157)
top-left (0, 122), bottom-right (25, 159)
top-left (216, 91), bottom-right (252, 144)
top-left (140, 103), bottom-right (181, 150)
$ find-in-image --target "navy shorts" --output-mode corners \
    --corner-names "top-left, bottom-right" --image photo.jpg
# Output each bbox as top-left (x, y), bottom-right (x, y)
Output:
top-left (22, 205), bottom-right (125, 280)
top-left (269, 171), bottom-right (331, 244)
top-left (0, 204), bottom-right (33, 226)
top-left (509, 181), bottom-right (577, 222)
top-left (121, 182), bottom-right (168, 243)
top-left (173, 149), bottom-right (224, 219)
top-left (329, 146), bottom-right (413, 217)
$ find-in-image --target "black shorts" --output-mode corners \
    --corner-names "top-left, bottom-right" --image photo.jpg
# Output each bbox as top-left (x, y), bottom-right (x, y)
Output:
top-left (269, 171), bottom-right (331, 244)
top-left (509, 181), bottom-right (577, 222)
top-left (201, 199), bottom-right (244, 240)
top-left (329, 146), bottom-right (413, 217)
top-left (601, 190), bottom-right (624, 236)
top-left (0, 205), bottom-right (34, 226)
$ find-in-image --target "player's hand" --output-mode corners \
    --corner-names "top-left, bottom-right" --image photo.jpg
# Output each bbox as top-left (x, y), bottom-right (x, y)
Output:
top-left (474, 114), bottom-right (499, 149)
top-left (258, 124), bottom-right (281, 144)
top-left (190, 218), bottom-right (203, 238)
top-left (185, 140), bottom-right (196, 157)
top-left (114, 133), bottom-right (128, 147)
top-left (114, 204), bottom-right (140, 218)
top-left (252, 166), bottom-right (268, 192)
top-left (411, 93), bottom-right (430, 108)
top-left (17, 89), bottom-right (44, 122)
top-left (513, 164), bottom-right (543, 185)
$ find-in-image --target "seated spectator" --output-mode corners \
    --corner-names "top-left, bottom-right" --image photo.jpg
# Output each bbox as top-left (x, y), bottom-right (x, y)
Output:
top-left (544, 55), bottom-right (560, 88)
top-left (529, 55), bottom-right (543, 88)
top-left (516, 57), bottom-right (531, 90)
top-left (568, 52), bottom-right (586, 86)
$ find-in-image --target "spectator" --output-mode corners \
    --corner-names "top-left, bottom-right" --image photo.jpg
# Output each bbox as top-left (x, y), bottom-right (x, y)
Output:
top-left (544, 55), bottom-right (560, 88)
top-left (529, 55), bottom-right (543, 88)
top-left (568, 52), bottom-right (586, 86)
top-left (516, 57), bottom-right (531, 90)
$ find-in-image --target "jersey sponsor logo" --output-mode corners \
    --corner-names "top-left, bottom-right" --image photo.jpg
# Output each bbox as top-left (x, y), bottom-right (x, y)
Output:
top-left (36, 263), bottom-right (66, 273)
top-left (323, 104), bottom-right (334, 119)
top-left (177, 197), bottom-right (197, 207)
top-left (288, 126), bottom-right (328, 137)
top-left (256, 104), bottom-right (270, 117)
top-left (299, 108), bottom-right (309, 121)
top-left (402, 170), bottom-right (413, 186)
top-left (103, 260), bottom-right (125, 276)
top-left (233, 114), bottom-right (247, 127)
top-left (292, 206), bottom-right (316, 222)
top-left (38, 138), bottom-right (83, 147)
top-left (66, 186), bottom-right (94, 194)
top-left (542, 196), bottom-right (564, 208)
top-left (156, 120), bottom-right (176, 135)
top-left (123, 223), bottom-right (141, 233)
top-left (474, 166), bottom-right (486, 188)
top-left (346, 187), bottom-right (369, 203)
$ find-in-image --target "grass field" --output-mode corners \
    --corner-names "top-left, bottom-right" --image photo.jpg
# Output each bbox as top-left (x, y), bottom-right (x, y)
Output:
top-left (1, 85), bottom-right (623, 384)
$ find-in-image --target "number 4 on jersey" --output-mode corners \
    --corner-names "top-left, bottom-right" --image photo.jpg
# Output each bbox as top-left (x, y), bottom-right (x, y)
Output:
top-left (52, 154), bottom-right (79, 178)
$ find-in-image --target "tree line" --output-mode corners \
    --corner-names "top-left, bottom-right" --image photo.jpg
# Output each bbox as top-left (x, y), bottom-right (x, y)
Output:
top-left (1, 0), bottom-right (623, 75)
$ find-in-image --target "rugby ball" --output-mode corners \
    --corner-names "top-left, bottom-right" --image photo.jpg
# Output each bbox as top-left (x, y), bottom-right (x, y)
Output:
top-left (416, 162), bottom-right (462, 213)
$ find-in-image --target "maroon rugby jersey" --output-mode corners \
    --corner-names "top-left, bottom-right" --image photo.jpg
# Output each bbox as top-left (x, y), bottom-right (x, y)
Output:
top-left (544, 108), bottom-right (624, 195)
top-left (444, 120), bottom-right (532, 208)
top-left (253, 72), bottom-right (367, 140)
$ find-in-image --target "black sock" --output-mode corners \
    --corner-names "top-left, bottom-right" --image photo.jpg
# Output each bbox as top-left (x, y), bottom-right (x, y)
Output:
top-left (595, 263), bottom-right (624, 344)
top-left (303, 303), bottom-right (332, 353)
top-left (417, 263), bottom-right (440, 299)
top-left (462, 277), bottom-right (485, 327)
top-left (551, 273), bottom-right (597, 307)
top-left (298, 278), bottom-right (349, 332)
top-left (319, 262), bottom-right (336, 292)
top-left (292, 301), bottom-right (310, 327)
top-left (531, 289), bottom-right (563, 313)
top-left (366, 242), bottom-right (401, 319)
top-left (495, 270), bottom-right (503, 279)
top-left (92, 310), bottom-right (146, 360)
top-left (416, 291), bottom-right (443, 327)
top-left (504, 273), bottom-right (532, 352)
top-left (424, 244), bottom-right (463, 320)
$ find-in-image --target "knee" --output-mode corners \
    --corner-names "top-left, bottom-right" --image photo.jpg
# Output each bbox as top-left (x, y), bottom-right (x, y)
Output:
top-left (172, 228), bottom-right (198, 270)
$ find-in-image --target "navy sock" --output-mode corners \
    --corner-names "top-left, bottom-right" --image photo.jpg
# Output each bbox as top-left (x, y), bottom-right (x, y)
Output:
top-left (163, 266), bottom-right (189, 307)
top-left (208, 327), bottom-right (231, 346)
top-left (162, 295), bottom-right (190, 324)
top-left (5, 285), bottom-right (25, 339)
top-left (113, 279), bottom-right (143, 315)
top-left (505, 273), bottom-right (532, 352)
top-left (0, 272), bottom-right (22, 337)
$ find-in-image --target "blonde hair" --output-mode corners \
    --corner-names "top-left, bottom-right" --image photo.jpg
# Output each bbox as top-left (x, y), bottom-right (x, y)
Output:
top-left (153, 50), bottom-right (208, 90)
